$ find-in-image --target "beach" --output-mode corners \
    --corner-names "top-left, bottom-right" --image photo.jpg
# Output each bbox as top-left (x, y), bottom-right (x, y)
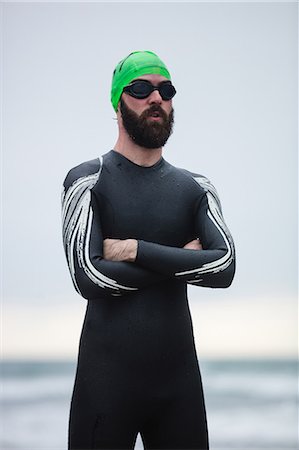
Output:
top-left (1, 359), bottom-right (297, 450)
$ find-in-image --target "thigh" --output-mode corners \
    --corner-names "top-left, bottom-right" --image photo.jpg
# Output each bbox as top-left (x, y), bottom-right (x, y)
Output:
top-left (68, 381), bottom-right (139, 450)
top-left (141, 377), bottom-right (209, 450)
top-left (91, 411), bottom-right (138, 450)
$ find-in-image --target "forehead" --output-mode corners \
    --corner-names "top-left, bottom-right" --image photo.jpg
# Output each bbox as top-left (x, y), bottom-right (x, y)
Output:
top-left (131, 74), bottom-right (170, 84)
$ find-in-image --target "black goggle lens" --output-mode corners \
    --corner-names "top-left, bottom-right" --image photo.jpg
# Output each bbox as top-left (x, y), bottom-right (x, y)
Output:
top-left (123, 81), bottom-right (176, 100)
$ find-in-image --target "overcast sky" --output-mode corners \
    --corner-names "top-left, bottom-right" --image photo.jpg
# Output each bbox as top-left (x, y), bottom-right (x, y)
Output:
top-left (2, 1), bottom-right (297, 359)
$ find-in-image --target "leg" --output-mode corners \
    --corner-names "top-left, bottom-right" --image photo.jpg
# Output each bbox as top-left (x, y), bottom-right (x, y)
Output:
top-left (141, 375), bottom-right (209, 450)
top-left (68, 377), bottom-right (139, 450)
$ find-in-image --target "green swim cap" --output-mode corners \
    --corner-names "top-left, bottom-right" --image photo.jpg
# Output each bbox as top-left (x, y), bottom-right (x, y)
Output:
top-left (111, 51), bottom-right (171, 112)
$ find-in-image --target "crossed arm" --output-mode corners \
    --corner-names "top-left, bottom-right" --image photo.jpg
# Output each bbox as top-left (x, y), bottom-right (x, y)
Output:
top-left (103, 238), bottom-right (202, 262)
top-left (63, 170), bottom-right (235, 299)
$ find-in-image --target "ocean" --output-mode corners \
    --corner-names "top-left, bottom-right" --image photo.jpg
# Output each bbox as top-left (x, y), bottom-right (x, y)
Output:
top-left (1, 359), bottom-right (298, 450)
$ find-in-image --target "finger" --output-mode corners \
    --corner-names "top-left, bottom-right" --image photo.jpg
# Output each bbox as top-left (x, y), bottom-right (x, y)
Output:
top-left (183, 239), bottom-right (203, 250)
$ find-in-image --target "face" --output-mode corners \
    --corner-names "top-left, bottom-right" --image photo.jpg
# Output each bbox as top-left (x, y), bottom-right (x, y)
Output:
top-left (119, 74), bottom-right (175, 149)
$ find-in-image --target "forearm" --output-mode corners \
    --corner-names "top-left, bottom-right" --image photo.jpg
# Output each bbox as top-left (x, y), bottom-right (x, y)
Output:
top-left (136, 240), bottom-right (235, 288)
top-left (65, 222), bottom-right (168, 299)
top-left (72, 257), bottom-right (166, 300)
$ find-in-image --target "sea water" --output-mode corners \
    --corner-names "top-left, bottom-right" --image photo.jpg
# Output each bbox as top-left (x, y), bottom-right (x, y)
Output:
top-left (1, 359), bottom-right (298, 450)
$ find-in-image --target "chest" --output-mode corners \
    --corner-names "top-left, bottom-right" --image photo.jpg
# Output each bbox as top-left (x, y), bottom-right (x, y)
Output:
top-left (95, 168), bottom-right (197, 246)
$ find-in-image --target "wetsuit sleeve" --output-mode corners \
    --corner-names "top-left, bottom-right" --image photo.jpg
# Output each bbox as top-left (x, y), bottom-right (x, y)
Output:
top-left (136, 177), bottom-right (235, 288)
top-left (62, 162), bottom-right (165, 300)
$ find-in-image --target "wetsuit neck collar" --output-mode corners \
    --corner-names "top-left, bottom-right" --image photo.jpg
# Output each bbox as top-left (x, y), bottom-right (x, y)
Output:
top-left (110, 149), bottom-right (164, 170)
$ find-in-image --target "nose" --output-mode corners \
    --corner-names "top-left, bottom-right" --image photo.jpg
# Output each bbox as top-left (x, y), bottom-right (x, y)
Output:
top-left (147, 88), bottom-right (162, 105)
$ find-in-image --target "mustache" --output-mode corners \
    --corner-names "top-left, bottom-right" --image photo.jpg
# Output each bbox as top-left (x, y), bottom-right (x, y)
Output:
top-left (141, 105), bottom-right (169, 121)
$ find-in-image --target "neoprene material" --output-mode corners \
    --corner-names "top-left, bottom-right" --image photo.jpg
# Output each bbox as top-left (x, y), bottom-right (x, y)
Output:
top-left (111, 51), bottom-right (171, 111)
top-left (62, 150), bottom-right (235, 450)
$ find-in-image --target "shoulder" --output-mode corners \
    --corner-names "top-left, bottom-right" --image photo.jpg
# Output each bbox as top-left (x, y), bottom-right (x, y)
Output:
top-left (63, 157), bottom-right (103, 190)
top-left (167, 163), bottom-right (222, 210)
top-left (168, 163), bottom-right (216, 194)
top-left (183, 169), bottom-right (219, 197)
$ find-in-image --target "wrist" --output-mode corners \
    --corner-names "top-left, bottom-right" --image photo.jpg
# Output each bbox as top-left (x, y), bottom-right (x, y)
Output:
top-left (126, 239), bottom-right (138, 262)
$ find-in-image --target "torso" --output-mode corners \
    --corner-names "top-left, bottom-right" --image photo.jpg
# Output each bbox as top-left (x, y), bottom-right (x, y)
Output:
top-left (80, 149), bottom-right (203, 379)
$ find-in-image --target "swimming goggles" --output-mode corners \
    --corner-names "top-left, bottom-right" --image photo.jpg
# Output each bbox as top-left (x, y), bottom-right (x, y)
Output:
top-left (123, 80), bottom-right (176, 101)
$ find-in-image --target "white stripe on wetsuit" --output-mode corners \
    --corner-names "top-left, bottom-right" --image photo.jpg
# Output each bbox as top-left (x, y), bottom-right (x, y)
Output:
top-left (175, 175), bottom-right (234, 282)
top-left (61, 157), bottom-right (137, 295)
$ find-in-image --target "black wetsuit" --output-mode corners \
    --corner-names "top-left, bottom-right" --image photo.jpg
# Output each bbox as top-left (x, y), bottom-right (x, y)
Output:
top-left (62, 150), bottom-right (235, 450)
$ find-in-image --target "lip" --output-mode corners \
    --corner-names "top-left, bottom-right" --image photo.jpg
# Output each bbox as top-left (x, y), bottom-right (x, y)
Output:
top-left (148, 112), bottom-right (162, 120)
top-left (148, 116), bottom-right (162, 121)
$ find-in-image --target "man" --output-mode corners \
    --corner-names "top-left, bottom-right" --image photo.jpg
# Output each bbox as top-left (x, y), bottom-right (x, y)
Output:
top-left (62, 50), bottom-right (235, 450)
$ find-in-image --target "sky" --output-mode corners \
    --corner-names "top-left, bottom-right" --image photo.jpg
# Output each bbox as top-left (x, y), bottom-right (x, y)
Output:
top-left (1, 1), bottom-right (298, 359)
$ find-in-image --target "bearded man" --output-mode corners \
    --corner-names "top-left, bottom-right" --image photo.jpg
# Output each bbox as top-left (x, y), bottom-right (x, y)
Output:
top-left (62, 51), bottom-right (235, 450)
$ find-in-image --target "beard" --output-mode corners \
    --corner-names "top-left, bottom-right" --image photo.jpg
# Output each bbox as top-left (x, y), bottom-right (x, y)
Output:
top-left (120, 98), bottom-right (174, 149)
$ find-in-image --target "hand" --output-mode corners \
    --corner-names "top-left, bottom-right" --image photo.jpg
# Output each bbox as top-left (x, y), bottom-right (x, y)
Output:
top-left (183, 239), bottom-right (203, 251)
top-left (103, 238), bottom-right (138, 262)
